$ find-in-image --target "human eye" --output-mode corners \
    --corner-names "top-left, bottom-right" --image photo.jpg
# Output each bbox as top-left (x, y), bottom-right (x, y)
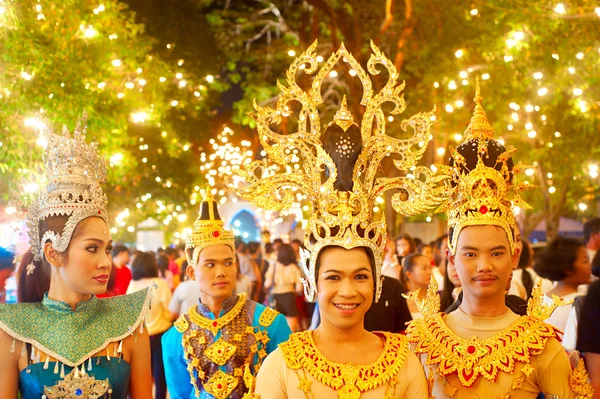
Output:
top-left (463, 252), bottom-right (475, 258)
top-left (324, 274), bottom-right (339, 281)
top-left (204, 262), bottom-right (215, 268)
top-left (355, 273), bottom-right (369, 280)
top-left (492, 251), bottom-right (505, 257)
top-left (106, 246), bottom-right (113, 255)
top-left (224, 260), bottom-right (234, 266)
top-left (87, 246), bottom-right (98, 253)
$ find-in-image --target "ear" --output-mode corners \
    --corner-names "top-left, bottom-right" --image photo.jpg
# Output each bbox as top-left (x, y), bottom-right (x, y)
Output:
top-left (511, 247), bottom-right (521, 269)
top-left (186, 264), bottom-right (196, 281)
top-left (43, 242), bottom-right (62, 267)
top-left (446, 249), bottom-right (456, 269)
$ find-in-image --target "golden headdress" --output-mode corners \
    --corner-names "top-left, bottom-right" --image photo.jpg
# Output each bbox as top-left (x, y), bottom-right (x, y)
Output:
top-left (186, 190), bottom-right (235, 266)
top-left (233, 41), bottom-right (447, 301)
top-left (442, 79), bottom-right (532, 255)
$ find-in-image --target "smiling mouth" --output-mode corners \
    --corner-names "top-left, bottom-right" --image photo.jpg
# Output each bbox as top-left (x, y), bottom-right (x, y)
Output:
top-left (334, 303), bottom-right (359, 311)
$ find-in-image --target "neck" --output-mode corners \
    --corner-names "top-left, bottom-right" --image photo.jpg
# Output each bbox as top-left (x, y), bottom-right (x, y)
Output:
top-left (48, 275), bottom-right (92, 311)
top-left (199, 292), bottom-right (232, 316)
top-left (551, 281), bottom-right (579, 297)
top-left (315, 317), bottom-right (369, 346)
top-left (459, 290), bottom-right (507, 317)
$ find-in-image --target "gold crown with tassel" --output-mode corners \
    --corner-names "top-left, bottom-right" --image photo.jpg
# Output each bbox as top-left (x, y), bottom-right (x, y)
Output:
top-left (440, 78), bottom-right (533, 255)
top-left (233, 40), bottom-right (447, 302)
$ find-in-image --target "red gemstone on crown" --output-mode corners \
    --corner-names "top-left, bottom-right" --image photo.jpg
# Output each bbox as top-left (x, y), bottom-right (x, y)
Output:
top-left (467, 345), bottom-right (476, 354)
top-left (217, 384), bottom-right (223, 389)
top-left (212, 231), bottom-right (220, 238)
top-left (212, 321), bottom-right (218, 327)
top-left (98, 210), bottom-right (102, 214)
top-left (479, 206), bottom-right (488, 214)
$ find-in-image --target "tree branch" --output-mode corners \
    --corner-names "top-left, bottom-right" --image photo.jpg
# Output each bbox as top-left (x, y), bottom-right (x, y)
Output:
top-left (393, 0), bottom-right (415, 71)
top-left (377, 0), bottom-right (394, 44)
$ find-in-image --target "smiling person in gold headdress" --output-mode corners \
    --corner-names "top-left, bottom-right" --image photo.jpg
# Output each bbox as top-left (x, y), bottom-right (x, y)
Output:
top-left (161, 190), bottom-right (291, 399)
top-left (406, 80), bottom-right (593, 399)
top-left (233, 41), bottom-right (449, 399)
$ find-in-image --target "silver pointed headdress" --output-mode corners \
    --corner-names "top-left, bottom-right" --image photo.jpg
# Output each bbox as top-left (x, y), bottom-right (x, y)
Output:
top-left (26, 114), bottom-right (109, 263)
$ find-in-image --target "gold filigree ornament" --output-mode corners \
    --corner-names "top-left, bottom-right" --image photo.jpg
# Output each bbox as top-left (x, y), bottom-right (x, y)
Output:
top-left (204, 369), bottom-right (238, 399)
top-left (204, 338), bottom-right (237, 366)
top-left (233, 40), bottom-right (448, 302)
top-left (280, 331), bottom-right (408, 399)
top-left (406, 281), bottom-right (568, 389)
top-left (569, 359), bottom-right (594, 399)
top-left (438, 79), bottom-right (534, 255)
top-left (43, 367), bottom-right (111, 399)
top-left (188, 293), bottom-right (247, 335)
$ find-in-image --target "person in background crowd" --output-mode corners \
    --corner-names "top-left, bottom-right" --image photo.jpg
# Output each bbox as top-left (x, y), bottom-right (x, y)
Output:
top-left (413, 237), bottom-right (423, 252)
top-left (420, 243), bottom-right (434, 264)
top-left (127, 252), bottom-right (173, 399)
top-left (382, 238), bottom-right (401, 280)
top-left (272, 238), bottom-right (283, 254)
top-left (169, 272), bottom-right (200, 317)
top-left (264, 242), bottom-right (276, 268)
top-left (175, 244), bottom-right (186, 272)
top-left (165, 247), bottom-right (181, 289)
top-left (395, 233), bottom-right (417, 265)
top-left (563, 250), bottom-right (600, 350)
top-left (534, 236), bottom-right (591, 332)
top-left (400, 253), bottom-right (432, 319)
top-left (248, 241), bottom-right (268, 303)
top-left (265, 243), bottom-right (303, 332)
top-left (432, 234), bottom-right (448, 290)
top-left (584, 217), bottom-right (600, 268)
top-left (157, 247), bottom-right (166, 258)
top-left (112, 244), bottom-right (131, 295)
top-left (157, 254), bottom-right (175, 291)
top-left (576, 278), bottom-right (600, 397)
top-left (439, 259), bottom-right (462, 311)
top-left (235, 237), bottom-right (258, 300)
top-left (0, 247), bottom-right (14, 303)
top-left (290, 238), bottom-right (303, 262)
top-left (511, 240), bottom-right (553, 300)
top-left (235, 253), bottom-right (252, 296)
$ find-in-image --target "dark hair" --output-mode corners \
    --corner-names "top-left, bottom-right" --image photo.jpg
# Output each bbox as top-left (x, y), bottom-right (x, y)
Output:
top-left (157, 247), bottom-right (166, 254)
top-left (291, 239), bottom-right (302, 246)
top-left (17, 215), bottom-right (99, 303)
top-left (277, 244), bottom-right (297, 266)
top-left (534, 236), bottom-right (584, 281)
top-left (111, 244), bottom-right (128, 258)
top-left (413, 237), bottom-right (423, 251)
top-left (264, 243), bottom-right (274, 254)
top-left (399, 253), bottom-right (427, 292)
top-left (434, 235), bottom-right (448, 250)
top-left (591, 250), bottom-right (600, 278)
top-left (247, 242), bottom-right (261, 255)
top-left (157, 255), bottom-right (170, 279)
top-left (322, 110), bottom-right (362, 191)
top-left (395, 233), bottom-right (417, 255)
top-left (518, 241), bottom-right (535, 299)
top-left (583, 217), bottom-right (600, 244)
top-left (131, 252), bottom-right (159, 280)
top-left (273, 238), bottom-right (283, 246)
top-left (165, 247), bottom-right (177, 257)
top-left (439, 268), bottom-right (456, 311)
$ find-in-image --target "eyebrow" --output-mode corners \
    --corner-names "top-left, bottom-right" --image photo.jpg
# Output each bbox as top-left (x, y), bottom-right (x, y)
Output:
top-left (83, 238), bottom-right (112, 245)
top-left (322, 267), bottom-right (372, 274)
top-left (460, 245), bottom-right (507, 251)
top-left (203, 257), bottom-right (234, 262)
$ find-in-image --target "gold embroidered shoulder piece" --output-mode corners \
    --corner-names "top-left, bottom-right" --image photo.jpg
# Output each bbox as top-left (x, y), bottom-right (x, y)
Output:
top-left (527, 282), bottom-right (571, 321)
top-left (174, 315), bottom-right (190, 333)
top-left (406, 313), bottom-right (560, 387)
top-left (258, 307), bottom-right (279, 328)
top-left (569, 358), bottom-right (594, 399)
top-left (188, 293), bottom-right (247, 335)
top-left (279, 331), bottom-right (408, 397)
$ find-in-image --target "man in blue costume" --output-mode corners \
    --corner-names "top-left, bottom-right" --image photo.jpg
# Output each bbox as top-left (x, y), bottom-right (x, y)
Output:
top-left (162, 190), bottom-right (291, 399)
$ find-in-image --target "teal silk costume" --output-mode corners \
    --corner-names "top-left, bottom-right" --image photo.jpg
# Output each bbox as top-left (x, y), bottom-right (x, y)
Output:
top-left (0, 288), bottom-right (152, 399)
top-left (162, 292), bottom-right (291, 399)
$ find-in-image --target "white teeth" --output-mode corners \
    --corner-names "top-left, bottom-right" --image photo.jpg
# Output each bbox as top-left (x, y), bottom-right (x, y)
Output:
top-left (335, 304), bottom-right (358, 310)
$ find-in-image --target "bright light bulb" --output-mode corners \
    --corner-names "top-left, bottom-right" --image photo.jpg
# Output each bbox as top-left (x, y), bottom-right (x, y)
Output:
top-left (549, 186), bottom-right (556, 194)
top-left (455, 49), bottom-right (464, 58)
top-left (481, 73), bottom-right (490, 80)
top-left (437, 147), bottom-right (446, 156)
top-left (576, 52), bottom-right (584, 60)
top-left (554, 3), bottom-right (566, 14)
top-left (459, 71), bottom-right (468, 79)
top-left (513, 31), bottom-right (525, 40)
top-left (573, 88), bottom-right (583, 96)
top-left (470, 8), bottom-right (478, 15)
top-left (206, 75), bottom-right (214, 83)
top-left (349, 69), bottom-right (357, 77)
top-left (433, 82), bottom-right (440, 88)
top-left (525, 168), bottom-right (535, 176)
top-left (316, 55), bottom-right (324, 63)
top-left (455, 100), bottom-right (464, 108)
top-left (533, 72), bottom-right (543, 80)
top-left (112, 59), bottom-right (122, 67)
top-left (24, 183), bottom-right (39, 194)
top-left (568, 67), bottom-right (576, 74)
top-left (537, 87), bottom-right (548, 96)
top-left (525, 122), bottom-right (533, 130)
top-left (504, 55), bottom-right (514, 63)
top-left (454, 134), bottom-right (463, 142)
top-left (110, 153), bottom-right (124, 164)
top-left (445, 104), bottom-right (454, 113)
top-left (579, 203), bottom-right (588, 211)
top-left (448, 81), bottom-right (457, 90)
top-left (171, 100), bottom-right (178, 107)
top-left (329, 70), bottom-right (338, 78)
top-left (287, 50), bottom-right (296, 57)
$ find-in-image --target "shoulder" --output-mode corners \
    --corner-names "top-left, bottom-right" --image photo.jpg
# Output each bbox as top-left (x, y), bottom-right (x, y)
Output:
top-left (252, 301), bottom-right (282, 328)
top-left (162, 324), bottom-right (184, 346)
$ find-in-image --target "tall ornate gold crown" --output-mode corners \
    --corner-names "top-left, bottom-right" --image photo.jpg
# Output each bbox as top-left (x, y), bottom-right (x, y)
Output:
top-left (26, 114), bottom-right (109, 263)
top-left (442, 79), bottom-right (532, 255)
top-left (186, 190), bottom-right (235, 266)
top-left (233, 41), bottom-right (447, 301)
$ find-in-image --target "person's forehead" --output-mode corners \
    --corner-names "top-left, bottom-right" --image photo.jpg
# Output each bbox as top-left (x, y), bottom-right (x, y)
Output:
top-left (199, 244), bottom-right (234, 260)
top-left (458, 225), bottom-right (509, 247)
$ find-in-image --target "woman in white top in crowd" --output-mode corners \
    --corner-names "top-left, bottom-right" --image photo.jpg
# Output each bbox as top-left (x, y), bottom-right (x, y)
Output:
top-left (127, 252), bottom-right (175, 399)
top-left (399, 253), bottom-right (432, 320)
top-left (382, 238), bottom-right (401, 280)
top-left (534, 236), bottom-right (592, 332)
top-left (264, 243), bottom-right (303, 331)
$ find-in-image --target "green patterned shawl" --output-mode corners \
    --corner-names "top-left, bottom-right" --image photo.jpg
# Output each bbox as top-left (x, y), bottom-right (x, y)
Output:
top-left (0, 287), bottom-right (152, 367)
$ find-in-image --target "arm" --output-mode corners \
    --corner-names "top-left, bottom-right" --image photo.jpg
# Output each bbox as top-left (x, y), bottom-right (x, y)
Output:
top-left (0, 330), bottom-right (20, 399)
top-left (535, 339), bottom-right (582, 398)
top-left (254, 349), bottom-right (288, 399)
top-left (583, 352), bottom-right (600, 399)
top-left (128, 329), bottom-right (153, 399)
top-left (264, 263), bottom-right (274, 290)
top-left (168, 285), bottom-right (183, 317)
top-left (266, 313), bottom-right (292, 353)
top-left (162, 327), bottom-right (194, 399)
top-left (294, 265), bottom-right (303, 294)
top-left (401, 350), bottom-right (429, 399)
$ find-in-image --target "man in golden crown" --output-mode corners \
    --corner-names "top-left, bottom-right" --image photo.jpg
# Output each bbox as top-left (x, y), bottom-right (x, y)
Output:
top-left (161, 190), bottom-right (291, 399)
top-left (232, 41), bottom-right (449, 399)
top-left (405, 80), bottom-right (594, 399)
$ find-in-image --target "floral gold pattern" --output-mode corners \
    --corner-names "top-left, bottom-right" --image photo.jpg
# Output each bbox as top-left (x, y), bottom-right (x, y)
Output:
top-left (188, 293), bottom-right (247, 336)
top-left (233, 41), bottom-right (447, 303)
top-left (258, 307), bottom-right (278, 328)
top-left (204, 370), bottom-right (238, 399)
top-left (280, 331), bottom-right (408, 398)
top-left (569, 359), bottom-right (593, 399)
top-left (174, 315), bottom-right (190, 333)
top-left (43, 368), bottom-right (110, 399)
top-left (204, 338), bottom-right (237, 366)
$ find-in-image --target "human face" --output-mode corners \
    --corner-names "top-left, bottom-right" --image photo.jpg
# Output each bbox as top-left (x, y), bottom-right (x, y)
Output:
top-left (567, 247), bottom-right (592, 286)
top-left (51, 217), bottom-right (113, 296)
top-left (114, 251), bottom-right (129, 267)
top-left (407, 256), bottom-right (432, 290)
top-left (396, 239), bottom-right (411, 257)
top-left (317, 247), bottom-right (373, 331)
top-left (421, 245), bottom-right (433, 261)
top-left (513, 226), bottom-right (523, 267)
top-left (187, 244), bottom-right (236, 301)
top-left (448, 226), bottom-right (518, 300)
top-left (447, 261), bottom-right (461, 287)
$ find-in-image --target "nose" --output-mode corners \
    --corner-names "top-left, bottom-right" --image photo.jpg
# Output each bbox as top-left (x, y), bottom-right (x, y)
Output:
top-left (100, 251), bottom-right (112, 270)
top-left (475, 255), bottom-right (494, 273)
top-left (337, 277), bottom-right (359, 298)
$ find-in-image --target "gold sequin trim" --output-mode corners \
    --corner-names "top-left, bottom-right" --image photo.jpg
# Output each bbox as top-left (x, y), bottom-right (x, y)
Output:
top-left (569, 359), bottom-right (593, 399)
top-left (280, 331), bottom-right (407, 398)
top-left (406, 313), bottom-right (559, 387)
top-left (188, 293), bottom-right (247, 335)
top-left (258, 307), bottom-right (279, 328)
top-left (174, 315), bottom-right (189, 333)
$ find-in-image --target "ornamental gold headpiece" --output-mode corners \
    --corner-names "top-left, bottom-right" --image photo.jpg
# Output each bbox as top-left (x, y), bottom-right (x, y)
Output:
top-left (233, 41), bottom-right (447, 302)
top-left (186, 190), bottom-right (235, 266)
top-left (26, 114), bottom-right (109, 266)
top-left (442, 79), bottom-right (532, 255)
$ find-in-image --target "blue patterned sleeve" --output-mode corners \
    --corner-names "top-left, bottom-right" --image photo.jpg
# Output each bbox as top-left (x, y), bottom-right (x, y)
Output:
top-left (266, 313), bottom-right (292, 353)
top-left (162, 326), bottom-right (194, 399)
